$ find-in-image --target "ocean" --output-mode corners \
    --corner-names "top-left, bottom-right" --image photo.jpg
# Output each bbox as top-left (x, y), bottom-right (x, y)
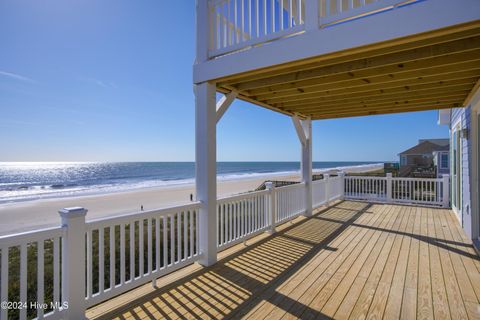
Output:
top-left (0, 161), bottom-right (383, 203)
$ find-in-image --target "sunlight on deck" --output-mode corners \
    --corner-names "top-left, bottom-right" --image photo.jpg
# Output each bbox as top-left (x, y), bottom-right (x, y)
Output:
top-left (88, 201), bottom-right (480, 320)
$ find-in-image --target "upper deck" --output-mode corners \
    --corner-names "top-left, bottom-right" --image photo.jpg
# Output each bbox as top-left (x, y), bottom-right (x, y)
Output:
top-left (194, 0), bottom-right (480, 119)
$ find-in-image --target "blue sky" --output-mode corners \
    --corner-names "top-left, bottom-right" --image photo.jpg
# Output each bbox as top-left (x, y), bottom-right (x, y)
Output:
top-left (0, 1), bottom-right (449, 162)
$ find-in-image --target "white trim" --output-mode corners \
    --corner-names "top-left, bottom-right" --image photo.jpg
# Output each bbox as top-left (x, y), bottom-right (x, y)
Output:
top-left (470, 91), bottom-right (480, 239)
top-left (216, 91), bottom-right (237, 123)
top-left (451, 119), bottom-right (463, 221)
top-left (292, 115), bottom-right (308, 146)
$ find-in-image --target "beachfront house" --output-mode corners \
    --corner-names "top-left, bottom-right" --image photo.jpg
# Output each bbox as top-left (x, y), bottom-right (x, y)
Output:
top-left (1, 1), bottom-right (480, 319)
top-left (398, 139), bottom-right (449, 177)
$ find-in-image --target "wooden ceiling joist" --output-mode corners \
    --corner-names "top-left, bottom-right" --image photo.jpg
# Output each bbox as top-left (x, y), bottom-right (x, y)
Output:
top-left (214, 20), bottom-right (480, 120)
top-left (263, 71), bottom-right (480, 105)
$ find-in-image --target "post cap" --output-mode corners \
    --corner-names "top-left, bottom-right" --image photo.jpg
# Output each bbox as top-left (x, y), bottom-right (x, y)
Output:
top-left (59, 207), bottom-right (88, 218)
top-left (386, 173), bottom-right (393, 177)
top-left (265, 181), bottom-right (274, 189)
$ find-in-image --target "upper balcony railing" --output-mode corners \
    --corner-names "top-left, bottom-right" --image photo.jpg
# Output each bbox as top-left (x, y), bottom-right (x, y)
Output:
top-left (207, 0), bottom-right (421, 58)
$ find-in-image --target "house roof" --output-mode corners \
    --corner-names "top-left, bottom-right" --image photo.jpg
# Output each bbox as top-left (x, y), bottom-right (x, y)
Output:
top-left (399, 141), bottom-right (449, 155)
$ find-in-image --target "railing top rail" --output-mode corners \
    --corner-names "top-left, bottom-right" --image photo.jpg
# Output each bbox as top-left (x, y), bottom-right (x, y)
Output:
top-left (217, 189), bottom-right (270, 203)
top-left (0, 226), bottom-right (65, 248)
top-left (345, 175), bottom-right (386, 179)
top-left (393, 177), bottom-right (443, 182)
top-left (276, 181), bottom-right (306, 191)
top-left (86, 201), bottom-right (202, 230)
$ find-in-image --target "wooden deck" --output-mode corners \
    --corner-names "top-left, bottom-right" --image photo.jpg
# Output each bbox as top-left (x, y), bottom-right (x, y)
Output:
top-left (87, 201), bottom-right (480, 320)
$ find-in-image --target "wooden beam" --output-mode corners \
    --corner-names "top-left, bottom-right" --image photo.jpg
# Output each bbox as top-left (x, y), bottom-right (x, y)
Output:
top-left (262, 71), bottom-right (480, 104)
top-left (216, 20), bottom-right (480, 85)
top-left (247, 49), bottom-right (480, 97)
top-left (276, 85), bottom-right (473, 109)
top-left (249, 58), bottom-right (480, 102)
top-left (216, 87), bottom-right (297, 117)
top-left (463, 78), bottom-right (480, 107)
top-left (290, 95), bottom-right (466, 114)
top-left (233, 36), bottom-right (480, 91)
top-left (311, 103), bottom-right (458, 120)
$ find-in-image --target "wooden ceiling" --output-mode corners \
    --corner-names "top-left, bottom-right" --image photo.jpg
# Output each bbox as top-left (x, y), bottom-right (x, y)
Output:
top-left (215, 20), bottom-right (480, 120)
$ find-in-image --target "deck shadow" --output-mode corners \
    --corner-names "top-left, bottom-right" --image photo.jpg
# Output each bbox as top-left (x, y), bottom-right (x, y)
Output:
top-left (95, 201), bottom-right (371, 320)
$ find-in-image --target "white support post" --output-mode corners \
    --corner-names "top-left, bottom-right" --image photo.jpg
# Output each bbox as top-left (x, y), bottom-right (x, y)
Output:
top-left (301, 119), bottom-right (313, 216)
top-left (216, 91), bottom-right (237, 123)
top-left (195, 82), bottom-right (218, 266)
top-left (338, 172), bottom-right (346, 200)
top-left (324, 174), bottom-right (330, 205)
top-left (386, 173), bottom-right (393, 203)
top-left (266, 182), bottom-right (276, 234)
top-left (293, 116), bottom-right (313, 217)
top-left (442, 174), bottom-right (450, 208)
top-left (305, 0), bottom-right (320, 31)
top-left (59, 207), bottom-right (87, 320)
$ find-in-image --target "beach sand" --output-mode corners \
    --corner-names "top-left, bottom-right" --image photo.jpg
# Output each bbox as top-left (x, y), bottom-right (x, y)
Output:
top-left (0, 164), bottom-right (382, 235)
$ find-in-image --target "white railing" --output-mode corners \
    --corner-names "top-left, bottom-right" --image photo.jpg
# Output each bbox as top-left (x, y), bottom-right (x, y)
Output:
top-left (208, 0), bottom-right (305, 57)
top-left (312, 174), bottom-right (344, 208)
top-left (312, 178), bottom-right (327, 207)
top-left (345, 174), bottom-right (449, 207)
top-left (391, 177), bottom-right (444, 206)
top-left (276, 182), bottom-right (306, 223)
top-left (206, 0), bottom-right (421, 58)
top-left (83, 202), bottom-right (201, 308)
top-left (217, 189), bottom-right (270, 249)
top-left (0, 227), bottom-right (65, 320)
top-left (0, 172), bottom-right (449, 319)
top-left (345, 175), bottom-right (388, 201)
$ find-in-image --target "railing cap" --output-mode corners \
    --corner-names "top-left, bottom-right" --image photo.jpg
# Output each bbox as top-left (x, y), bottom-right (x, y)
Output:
top-left (59, 207), bottom-right (88, 218)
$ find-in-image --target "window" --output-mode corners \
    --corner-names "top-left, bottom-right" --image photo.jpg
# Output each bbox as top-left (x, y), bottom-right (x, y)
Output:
top-left (440, 153), bottom-right (449, 169)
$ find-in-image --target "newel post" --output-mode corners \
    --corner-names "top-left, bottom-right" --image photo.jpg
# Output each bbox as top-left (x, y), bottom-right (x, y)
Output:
top-left (324, 174), bottom-right (330, 205)
top-left (442, 174), bottom-right (450, 208)
top-left (386, 173), bottom-right (393, 203)
top-left (59, 207), bottom-right (87, 320)
top-left (266, 182), bottom-right (276, 234)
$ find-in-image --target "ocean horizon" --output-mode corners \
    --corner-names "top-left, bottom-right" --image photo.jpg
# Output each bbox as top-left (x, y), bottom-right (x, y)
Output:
top-left (0, 161), bottom-right (387, 203)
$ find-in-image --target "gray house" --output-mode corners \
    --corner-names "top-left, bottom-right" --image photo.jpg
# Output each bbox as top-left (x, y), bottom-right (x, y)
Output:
top-left (398, 139), bottom-right (449, 177)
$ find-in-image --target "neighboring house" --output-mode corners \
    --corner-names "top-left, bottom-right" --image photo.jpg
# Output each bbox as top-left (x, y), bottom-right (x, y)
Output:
top-left (398, 139), bottom-right (449, 177)
top-left (433, 150), bottom-right (450, 176)
top-left (439, 88), bottom-right (480, 247)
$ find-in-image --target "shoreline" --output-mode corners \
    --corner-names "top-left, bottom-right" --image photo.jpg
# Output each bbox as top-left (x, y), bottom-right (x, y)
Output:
top-left (0, 163), bottom-right (383, 235)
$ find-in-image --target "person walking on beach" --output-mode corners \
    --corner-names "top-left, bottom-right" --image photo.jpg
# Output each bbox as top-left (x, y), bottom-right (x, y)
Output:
top-left (190, 193), bottom-right (193, 201)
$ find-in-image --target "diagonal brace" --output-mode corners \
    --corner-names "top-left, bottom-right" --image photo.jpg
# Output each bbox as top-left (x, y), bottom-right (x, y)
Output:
top-left (292, 115), bottom-right (310, 146)
top-left (216, 91), bottom-right (237, 123)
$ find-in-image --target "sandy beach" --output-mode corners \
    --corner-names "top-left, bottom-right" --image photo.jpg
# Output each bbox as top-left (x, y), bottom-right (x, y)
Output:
top-left (0, 164), bottom-right (382, 235)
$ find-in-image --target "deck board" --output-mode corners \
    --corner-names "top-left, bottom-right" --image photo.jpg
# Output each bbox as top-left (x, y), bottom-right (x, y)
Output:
top-left (87, 201), bottom-right (480, 320)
